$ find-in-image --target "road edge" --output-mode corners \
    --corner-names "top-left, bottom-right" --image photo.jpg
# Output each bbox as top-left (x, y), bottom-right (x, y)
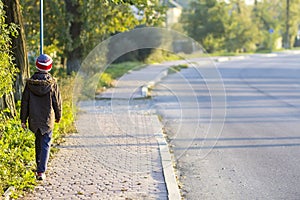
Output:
top-left (155, 116), bottom-right (182, 200)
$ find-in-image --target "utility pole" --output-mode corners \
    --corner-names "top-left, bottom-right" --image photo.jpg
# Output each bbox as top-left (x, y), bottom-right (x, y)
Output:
top-left (285, 0), bottom-right (290, 49)
top-left (163, 0), bottom-right (168, 28)
top-left (40, 0), bottom-right (43, 54)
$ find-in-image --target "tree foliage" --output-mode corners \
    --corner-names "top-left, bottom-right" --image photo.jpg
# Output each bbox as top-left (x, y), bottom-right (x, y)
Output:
top-left (281, 0), bottom-right (300, 48)
top-left (20, 0), bottom-right (166, 73)
top-left (3, 0), bottom-right (30, 102)
top-left (182, 0), bottom-right (300, 53)
top-left (223, 0), bottom-right (261, 52)
top-left (0, 1), bottom-right (19, 98)
top-left (182, 0), bottom-right (226, 53)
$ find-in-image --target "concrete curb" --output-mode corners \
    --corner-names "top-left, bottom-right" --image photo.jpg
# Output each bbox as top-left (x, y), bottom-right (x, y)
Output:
top-left (155, 121), bottom-right (182, 200)
top-left (214, 56), bottom-right (248, 62)
top-left (140, 68), bottom-right (182, 199)
top-left (141, 68), bottom-right (169, 98)
top-left (211, 51), bottom-right (300, 63)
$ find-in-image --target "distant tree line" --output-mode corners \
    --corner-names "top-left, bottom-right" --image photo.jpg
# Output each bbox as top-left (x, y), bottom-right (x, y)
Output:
top-left (179, 0), bottom-right (300, 53)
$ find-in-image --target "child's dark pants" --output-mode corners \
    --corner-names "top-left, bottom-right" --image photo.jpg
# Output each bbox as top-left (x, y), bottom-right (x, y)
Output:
top-left (35, 129), bottom-right (52, 173)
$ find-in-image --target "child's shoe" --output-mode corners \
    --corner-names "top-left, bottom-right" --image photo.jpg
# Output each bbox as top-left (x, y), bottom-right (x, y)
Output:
top-left (36, 172), bottom-right (46, 181)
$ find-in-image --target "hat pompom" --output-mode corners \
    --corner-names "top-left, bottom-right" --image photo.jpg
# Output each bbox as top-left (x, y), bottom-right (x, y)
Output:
top-left (36, 54), bottom-right (53, 72)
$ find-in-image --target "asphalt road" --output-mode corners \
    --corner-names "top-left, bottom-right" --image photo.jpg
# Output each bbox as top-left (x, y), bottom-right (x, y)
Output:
top-left (152, 52), bottom-right (300, 200)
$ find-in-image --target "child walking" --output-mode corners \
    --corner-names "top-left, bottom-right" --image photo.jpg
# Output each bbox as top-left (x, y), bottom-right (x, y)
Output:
top-left (20, 54), bottom-right (62, 180)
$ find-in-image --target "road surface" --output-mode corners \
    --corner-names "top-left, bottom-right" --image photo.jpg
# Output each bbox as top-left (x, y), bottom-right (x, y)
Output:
top-left (152, 53), bottom-right (300, 199)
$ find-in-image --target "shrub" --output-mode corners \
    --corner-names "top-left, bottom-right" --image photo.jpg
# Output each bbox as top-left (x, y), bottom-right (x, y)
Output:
top-left (0, 106), bottom-right (36, 198)
top-left (52, 72), bottom-right (77, 145)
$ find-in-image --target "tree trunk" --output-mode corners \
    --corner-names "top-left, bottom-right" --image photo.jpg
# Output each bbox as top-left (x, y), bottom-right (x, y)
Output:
top-left (65, 0), bottom-right (83, 74)
top-left (67, 47), bottom-right (82, 74)
top-left (1, 0), bottom-right (29, 116)
top-left (0, 92), bottom-right (16, 117)
top-left (3, 0), bottom-right (30, 100)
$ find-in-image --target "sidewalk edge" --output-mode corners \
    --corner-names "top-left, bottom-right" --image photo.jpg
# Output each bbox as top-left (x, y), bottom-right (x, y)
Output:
top-left (141, 68), bottom-right (169, 98)
top-left (155, 117), bottom-right (181, 200)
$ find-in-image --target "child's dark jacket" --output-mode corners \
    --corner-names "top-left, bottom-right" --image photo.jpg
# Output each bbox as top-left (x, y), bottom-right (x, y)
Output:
top-left (20, 71), bottom-right (62, 135)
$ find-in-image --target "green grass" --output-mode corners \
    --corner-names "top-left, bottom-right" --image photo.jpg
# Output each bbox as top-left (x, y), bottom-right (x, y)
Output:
top-left (105, 61), bottom-right (145, 79)
top-left (168, 64), bottom-right (189, 74)
top-left (292, 47), bottom-right (300, 50)
top-left (145, 49), bottom-right (181, 64)
top-left (97, 61), bottom-right (145, 92)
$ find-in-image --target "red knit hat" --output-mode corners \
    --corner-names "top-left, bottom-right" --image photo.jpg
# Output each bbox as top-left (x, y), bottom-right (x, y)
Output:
top-left (36, 54), bottom-right (53, 72)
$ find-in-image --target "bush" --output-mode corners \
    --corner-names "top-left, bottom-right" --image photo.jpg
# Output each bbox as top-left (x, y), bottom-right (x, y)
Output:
top-left (98, 73), bottom-right (114, 88)
top-left (0, 106), bottom-right (36, 198)
top-left (52, 71), bottom-right (77, 145)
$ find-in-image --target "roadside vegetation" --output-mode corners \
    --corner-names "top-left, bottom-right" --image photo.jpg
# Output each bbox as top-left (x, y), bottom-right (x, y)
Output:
top-left (168, 64), bottom-right (189, 74)
top-left (98, 61), bottom-right (144, 91)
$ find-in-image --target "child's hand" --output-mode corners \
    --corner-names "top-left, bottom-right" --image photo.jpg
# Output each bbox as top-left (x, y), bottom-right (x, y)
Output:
top-left (21, 123), bottom-right (27, 129)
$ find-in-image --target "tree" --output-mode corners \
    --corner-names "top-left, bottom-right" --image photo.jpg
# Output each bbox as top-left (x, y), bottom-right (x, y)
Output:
top-left (64, 0), bottom-right (82, 74)
top-left (21, 0), bottom-right (166, 74)
top-left (282, 0), bottom-right (300, 48)
top-left (3, 0), bottom-right (30, 101)
top-left (21, 0), bottom-right (66, 66)
top-left (182, 0), bottom-right (227, 53)
top-left (182, 0), bottom-right (290, 53)
top-left (251, 0), bottom-right (282, 51)
top-left (66, 0), bottom-right (165, 74)
top-left (182, 0), bottom-right (224, 52)
top-left (224, 0), bottom-right (260, 52)
top-left (0, 0), bottom-right (19, 115)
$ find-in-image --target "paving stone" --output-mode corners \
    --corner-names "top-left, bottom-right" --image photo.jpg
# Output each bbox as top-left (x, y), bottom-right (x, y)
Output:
top-left (22, 110), bottom-right (167, 199)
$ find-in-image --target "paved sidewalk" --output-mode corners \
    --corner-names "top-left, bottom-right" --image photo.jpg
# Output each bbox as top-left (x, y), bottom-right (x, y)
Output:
top-left (22, 64), bottom-right (181, 200)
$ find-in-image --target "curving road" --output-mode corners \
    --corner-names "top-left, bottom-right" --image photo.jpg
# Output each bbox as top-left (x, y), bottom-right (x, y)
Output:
top-left (152, 52), bottom-right (300, 199)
